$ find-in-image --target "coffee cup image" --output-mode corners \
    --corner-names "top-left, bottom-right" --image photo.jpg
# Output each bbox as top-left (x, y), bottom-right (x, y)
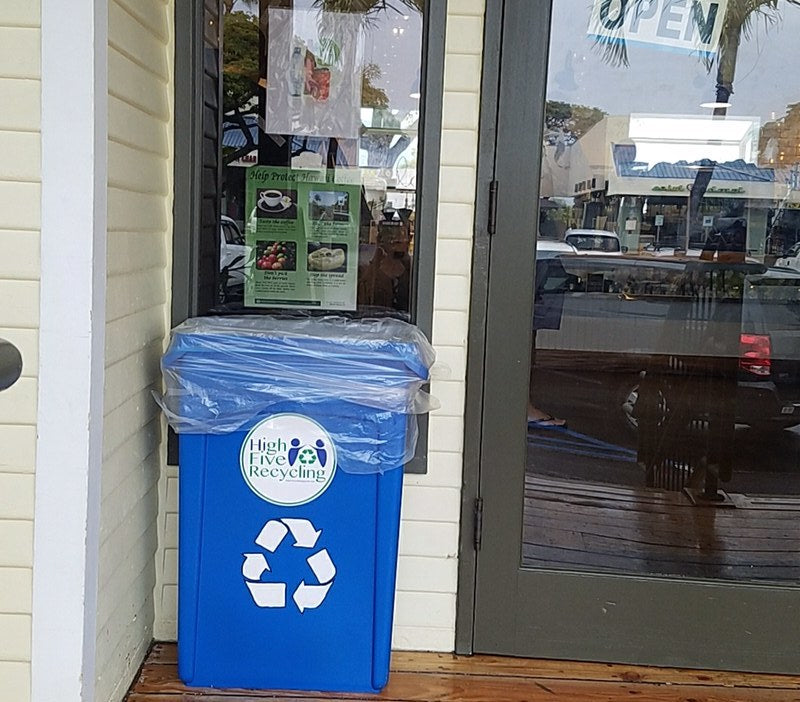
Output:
top-left (307, 247), bottom-right (346, 272)
top-left (258, 189), bottom-right (284, 208)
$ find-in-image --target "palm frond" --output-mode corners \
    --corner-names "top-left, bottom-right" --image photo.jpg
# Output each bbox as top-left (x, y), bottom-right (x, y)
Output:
top-left (590, 0), bottom-right (651, 68)
top-left (700, 0), bottom-right (800, 77)
top-left (313, 0), bottom-right (423, 18)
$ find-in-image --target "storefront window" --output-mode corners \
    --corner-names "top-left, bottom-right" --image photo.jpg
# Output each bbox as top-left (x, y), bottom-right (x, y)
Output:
top-left (217, 0), bottom-right (425, 319)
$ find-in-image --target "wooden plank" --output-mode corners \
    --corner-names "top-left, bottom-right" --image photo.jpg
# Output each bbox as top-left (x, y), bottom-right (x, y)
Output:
top-left (389, 651), bottom-right (800, 688)
top-left (523, 477), bottom-right (797, 517)
top-left (524, 502), bottom-right (800, 538)
top-left (524, 511), bottom-right (800, 546)
top-left (524, 504), bottom-right (800, 540)
top-left (143, 646), bottom-right (800, 690)
top-left (520, 543), bottom-right (800, 581)
top-left (523, 523), bottom-right (800, 568)
top-left (522, 525), bottom-right (800, 566)
top-left (127, 672), bottom-right (800, 702)
top-left (524, 495), bottom-right (800, 538)
top-left (525, 475), bottom-right (800, 511)
top-left (525, 475), bottom-right (686, 503)
top-left (145, 641), bottom-right (176, 664)
top-left (126, 696), bottom-right (341, 702)
top-left (524, 490), bottom-right (800, 526)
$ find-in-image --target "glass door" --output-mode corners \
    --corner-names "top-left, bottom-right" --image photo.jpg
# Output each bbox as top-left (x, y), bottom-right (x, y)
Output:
top-left (473, 0), bottom-right (800, 672)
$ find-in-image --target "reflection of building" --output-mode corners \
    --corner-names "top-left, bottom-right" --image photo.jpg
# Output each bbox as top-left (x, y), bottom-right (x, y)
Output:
top-left (550, 115), bottom-right (800, 255)
top-left (760, 102), bottom-right (800, 166)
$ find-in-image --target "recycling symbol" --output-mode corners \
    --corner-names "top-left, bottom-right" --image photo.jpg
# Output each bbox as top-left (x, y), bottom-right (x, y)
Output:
top-left (297, 447), bottom-right (317, 465)
top-left (242, 518), bottom-right (336, 613)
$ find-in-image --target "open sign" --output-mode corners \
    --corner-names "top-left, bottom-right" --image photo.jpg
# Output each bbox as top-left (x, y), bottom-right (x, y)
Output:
top-left (588, 0), bottom-right (728, 57)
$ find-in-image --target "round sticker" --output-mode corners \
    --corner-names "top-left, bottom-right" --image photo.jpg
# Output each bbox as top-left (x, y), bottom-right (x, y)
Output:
top-left (240, 414), bottom-right (337, 506)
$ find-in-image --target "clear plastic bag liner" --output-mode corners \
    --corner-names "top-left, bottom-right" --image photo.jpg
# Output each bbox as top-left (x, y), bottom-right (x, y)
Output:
top-left (156, 316), bottom-right (437, 472)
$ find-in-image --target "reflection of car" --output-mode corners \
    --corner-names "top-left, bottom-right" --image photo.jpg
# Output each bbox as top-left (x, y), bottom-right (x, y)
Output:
top-left (533, 252), bottom-right (800, 435)
top-left (775, 242), bottom-right (800, 271)
top-left (536, 238), bottom-right (577, 257)
top-left (564, 229), bottom-right (622, 255)
top-left (220, 215), bottom-right (248, 286)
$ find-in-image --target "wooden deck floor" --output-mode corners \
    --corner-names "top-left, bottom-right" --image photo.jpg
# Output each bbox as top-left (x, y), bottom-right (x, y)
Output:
top-left (523, 474), bottom-right (800, 581)
top-left (126, 643), bottom-right (800, 701)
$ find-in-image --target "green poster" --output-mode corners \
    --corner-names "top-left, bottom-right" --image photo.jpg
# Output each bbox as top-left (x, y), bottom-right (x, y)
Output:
top-left (244, 167), bottom-right (360, 310)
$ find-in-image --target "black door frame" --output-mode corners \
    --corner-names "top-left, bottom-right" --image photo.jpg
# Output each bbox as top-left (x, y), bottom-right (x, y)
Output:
top-left (456, 0), bottom-right (800, 673)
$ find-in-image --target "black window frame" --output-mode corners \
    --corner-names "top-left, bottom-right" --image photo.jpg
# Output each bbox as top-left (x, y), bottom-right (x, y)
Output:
top-left (170, 0), bottom-right (447, 472)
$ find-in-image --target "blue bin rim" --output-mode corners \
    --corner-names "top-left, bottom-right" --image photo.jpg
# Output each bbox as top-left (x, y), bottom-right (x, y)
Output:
top-left (165, 315), bottom-right (435, 381)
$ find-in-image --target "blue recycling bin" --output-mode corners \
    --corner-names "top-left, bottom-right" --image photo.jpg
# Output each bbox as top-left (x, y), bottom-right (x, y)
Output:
top-left (159, 317), bottom-right (434, 693)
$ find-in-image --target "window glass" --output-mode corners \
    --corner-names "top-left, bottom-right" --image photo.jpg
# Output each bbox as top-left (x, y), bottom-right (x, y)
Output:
top-left (525, 0), bottom-right (800, 584)
top-left (218, 0), bottom-right (425, 319)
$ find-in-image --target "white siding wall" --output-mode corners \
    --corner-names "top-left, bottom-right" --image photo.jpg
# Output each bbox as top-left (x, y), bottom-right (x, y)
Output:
top-left (97, 1), bottom-right (173, 700)
top-left (0, 3), bottom-right (40, 701)
top-left (152, 0), bottom-right (484, 651)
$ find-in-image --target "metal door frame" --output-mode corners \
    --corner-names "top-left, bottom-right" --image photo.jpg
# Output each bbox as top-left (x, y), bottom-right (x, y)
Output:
top-left (456, 0), bottom-right (800, 673)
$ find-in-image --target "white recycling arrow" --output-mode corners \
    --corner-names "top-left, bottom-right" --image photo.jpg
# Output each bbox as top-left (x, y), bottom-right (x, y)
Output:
top-left (244, 517), bottom-right (336, 611)
top-left (255, 519), bottom-right (288, 552)
top-left (242, 553), bottom-right (270, 581)
top-left (292, 581), bottom-right (332, 613)
top-left (281, 518), bottom-right (321, 549)
top-left (247, 581), bottom-right (286, 608)
top-left (306, 548), bottom-right (336, 584)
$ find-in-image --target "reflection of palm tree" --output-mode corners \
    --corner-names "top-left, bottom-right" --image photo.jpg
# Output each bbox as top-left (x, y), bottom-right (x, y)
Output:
top-left (598, 0), bottom-right (800, 116)
top-left (312, 0), bottom-right (423, 18)
top-left (704, 0), bottom-right (800, 114)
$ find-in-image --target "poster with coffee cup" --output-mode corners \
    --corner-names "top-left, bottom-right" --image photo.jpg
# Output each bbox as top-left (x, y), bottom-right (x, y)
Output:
top-left (265, 8), bottom-right (363, 139)
top-left (245, 166), bottom-right (360, 310)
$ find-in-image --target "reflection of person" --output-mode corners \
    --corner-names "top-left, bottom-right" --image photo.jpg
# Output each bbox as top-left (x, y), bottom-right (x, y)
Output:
top-left (357, 223), bottom-right (411, 312)
top-left (701, 218), bottom-right (746, 262)
top-left (528, 400), bottom-right (566, 427)
top-left (528, 253), bottom-right (568, 427)
top-left (636, 261), bottom-right (740, 500)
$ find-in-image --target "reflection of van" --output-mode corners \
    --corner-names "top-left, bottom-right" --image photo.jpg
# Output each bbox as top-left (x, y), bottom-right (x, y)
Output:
top-left (564, 229), bottom-right (622, 255)
top-left (220, 215), bottom-right (248, 286)
top-left (534, 253), bottom-right (800, 434)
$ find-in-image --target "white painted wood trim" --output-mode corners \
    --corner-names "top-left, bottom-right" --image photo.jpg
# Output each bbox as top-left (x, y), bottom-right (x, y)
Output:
top-left (32, 1), bottom-right (108, 700)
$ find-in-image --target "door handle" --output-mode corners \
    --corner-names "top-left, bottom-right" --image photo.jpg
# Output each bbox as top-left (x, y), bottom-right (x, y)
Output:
top-left (0, 339), bottom-right (22, 391)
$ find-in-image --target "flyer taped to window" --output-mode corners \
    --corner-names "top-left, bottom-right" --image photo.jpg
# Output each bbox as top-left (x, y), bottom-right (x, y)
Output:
top-left (266, 8), bottom-right (363, 139)
top-left (244, 167), bottom-right (361, 310)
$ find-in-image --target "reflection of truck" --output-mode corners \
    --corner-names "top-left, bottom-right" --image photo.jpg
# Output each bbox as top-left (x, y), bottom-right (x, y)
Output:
top-left (534, 253), bottom-right (800, 435)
